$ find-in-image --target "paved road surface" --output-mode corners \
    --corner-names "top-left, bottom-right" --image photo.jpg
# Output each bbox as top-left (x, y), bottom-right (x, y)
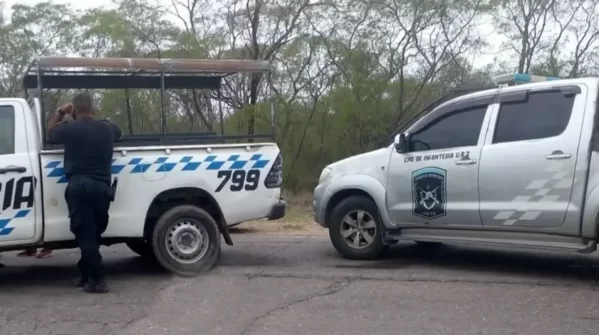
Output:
top-left (1, 235), bottom-right (599, 335)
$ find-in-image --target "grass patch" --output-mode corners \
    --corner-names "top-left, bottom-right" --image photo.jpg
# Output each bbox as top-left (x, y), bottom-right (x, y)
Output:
top-left (230, 191), bottom-right (328, 236)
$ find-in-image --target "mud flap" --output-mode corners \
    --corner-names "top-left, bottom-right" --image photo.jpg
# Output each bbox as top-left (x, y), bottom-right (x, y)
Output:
top-left (218, 220), bottom-right (233, 246)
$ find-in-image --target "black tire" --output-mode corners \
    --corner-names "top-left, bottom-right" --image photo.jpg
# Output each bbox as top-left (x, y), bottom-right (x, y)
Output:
top-left (126, 239), bottom-right (155, 259)
top-left (328, 195), bottom-right (387, 260)
top-left (151, 205), bottom-right (221, 277)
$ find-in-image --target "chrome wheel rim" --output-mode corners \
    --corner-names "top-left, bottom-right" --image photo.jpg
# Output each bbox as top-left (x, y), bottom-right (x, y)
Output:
top-left (340, 210), bottom-right (376, 249)
top-left (165, 219), bottom-right (209, 264)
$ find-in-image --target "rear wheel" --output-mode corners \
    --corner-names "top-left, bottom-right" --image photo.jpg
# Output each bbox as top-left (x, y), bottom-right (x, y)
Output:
top-left (328, 195), bottom-right (387, 260)
top-left (151, 205), bottom-right (221, 277)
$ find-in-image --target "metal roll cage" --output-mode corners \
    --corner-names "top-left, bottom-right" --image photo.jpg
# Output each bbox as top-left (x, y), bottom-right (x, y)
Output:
top-left (23, 56), bottom-right (275, 145)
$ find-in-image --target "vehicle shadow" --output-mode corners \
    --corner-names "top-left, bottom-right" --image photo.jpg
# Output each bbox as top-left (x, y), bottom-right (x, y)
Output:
top-left (355, 242), bottom-right (599, 282)
top-left (0, 254), bottom-right (168, 289)
top-left (220, 237), bottom-right (599, 283)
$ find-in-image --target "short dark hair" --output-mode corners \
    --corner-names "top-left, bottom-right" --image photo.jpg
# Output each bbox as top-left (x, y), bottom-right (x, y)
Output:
top-left (72, 92), bottom-right (93, 115)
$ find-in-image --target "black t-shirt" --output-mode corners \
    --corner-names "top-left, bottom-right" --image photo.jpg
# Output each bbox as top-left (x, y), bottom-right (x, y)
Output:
top-left (48, 118), bottom-right (122, 185)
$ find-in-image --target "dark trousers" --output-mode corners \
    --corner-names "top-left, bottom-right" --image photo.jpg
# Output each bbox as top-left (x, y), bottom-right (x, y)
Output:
top-left (65, 176), bottom-right (112, 282)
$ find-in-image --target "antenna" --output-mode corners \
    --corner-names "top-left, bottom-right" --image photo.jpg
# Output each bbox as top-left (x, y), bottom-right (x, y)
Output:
top-left (492, 73), bottom-right (560, 87)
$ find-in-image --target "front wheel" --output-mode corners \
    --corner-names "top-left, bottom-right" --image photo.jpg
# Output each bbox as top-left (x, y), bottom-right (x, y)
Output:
top-left (328, 195), bottom-right (387, 260)
top-left (151, 205), bottom-right (221, 277)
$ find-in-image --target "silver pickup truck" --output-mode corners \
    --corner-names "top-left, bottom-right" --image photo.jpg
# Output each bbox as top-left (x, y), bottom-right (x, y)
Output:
top-left (313, 73), bottom-right (599, 260)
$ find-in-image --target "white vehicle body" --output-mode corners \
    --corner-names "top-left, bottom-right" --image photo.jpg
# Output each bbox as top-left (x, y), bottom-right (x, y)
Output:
top-left (0, 97), bottom-right (285, 275)
top-left (313, 74), bottom-right (599, 260)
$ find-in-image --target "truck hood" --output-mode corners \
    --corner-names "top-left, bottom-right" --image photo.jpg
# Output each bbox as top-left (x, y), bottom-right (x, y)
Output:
top-left (328, 147), bottom-right (391, 177)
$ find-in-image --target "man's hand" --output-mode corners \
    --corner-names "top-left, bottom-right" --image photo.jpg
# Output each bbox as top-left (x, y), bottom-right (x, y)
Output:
top-left (47, 103), bottom-right (73, 141)
top-left (57, 103), bottom-right (74, 116)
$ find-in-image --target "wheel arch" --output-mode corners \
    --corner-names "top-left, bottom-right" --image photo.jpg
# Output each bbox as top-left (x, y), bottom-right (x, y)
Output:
top-left (322, 175), bottom-right (392, 229)
top-left (144, 187), bottom-right (233, 245)
top-left (325, 189), bottom-right (378, 225)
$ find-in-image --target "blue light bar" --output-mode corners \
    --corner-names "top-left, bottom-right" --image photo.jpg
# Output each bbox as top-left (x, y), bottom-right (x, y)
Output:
top-left (493, 73), bottom-right (560, 86)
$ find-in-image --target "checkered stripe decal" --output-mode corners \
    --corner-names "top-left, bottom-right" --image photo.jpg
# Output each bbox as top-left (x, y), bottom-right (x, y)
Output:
top-left (44, 154), bottom-right (271, 184)
top-left (492, 161), bottom-right (576, 226)
top-left (0, 209), bottom-right (31, 236)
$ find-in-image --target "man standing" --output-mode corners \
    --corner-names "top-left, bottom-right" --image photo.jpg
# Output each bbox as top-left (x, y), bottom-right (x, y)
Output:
top-left (47, 93), bottom-right (122, 294)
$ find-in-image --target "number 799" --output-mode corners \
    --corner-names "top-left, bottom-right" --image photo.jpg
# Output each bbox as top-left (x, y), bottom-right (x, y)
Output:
top-left (215, 169), bottom-right (261, 192)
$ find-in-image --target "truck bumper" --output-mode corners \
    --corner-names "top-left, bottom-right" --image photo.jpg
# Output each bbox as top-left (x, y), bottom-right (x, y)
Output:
top-left (312, 183), bottom-right (327, 228)
top-left (267, 200), bottom-right (286, 221)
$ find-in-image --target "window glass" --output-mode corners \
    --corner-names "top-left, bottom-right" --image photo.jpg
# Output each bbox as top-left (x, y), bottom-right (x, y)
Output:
top-left (493, 90), bottom-right (575, 144)
top-left (0, 106), bottom-right (15, 155)
top-left (410, 105), bottom-right (488, 152)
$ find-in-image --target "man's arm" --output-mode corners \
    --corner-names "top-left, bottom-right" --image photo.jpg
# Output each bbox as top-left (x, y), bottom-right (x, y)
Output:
top-left (102, 119), bottom-right (123, 142)
top-left (47, 105), bottom-right (71, 144)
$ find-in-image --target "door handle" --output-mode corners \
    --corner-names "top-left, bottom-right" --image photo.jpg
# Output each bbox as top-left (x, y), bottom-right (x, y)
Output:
top-left (0, 166), bottom-right (26, 174)
top-left (455, 159), bottom-right (477, 165)
top-left (545, 150), bottom-right (571, 160)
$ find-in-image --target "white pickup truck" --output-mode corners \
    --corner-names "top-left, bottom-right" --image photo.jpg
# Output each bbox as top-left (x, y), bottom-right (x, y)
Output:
top-left (0, 57), bottom-right (285, 276)
top-left (313, 73), bottom-right (599, 260)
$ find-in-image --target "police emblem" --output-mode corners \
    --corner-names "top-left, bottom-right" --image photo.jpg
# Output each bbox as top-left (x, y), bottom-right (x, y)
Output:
top-left (412, 167), bottom-right (447, 219)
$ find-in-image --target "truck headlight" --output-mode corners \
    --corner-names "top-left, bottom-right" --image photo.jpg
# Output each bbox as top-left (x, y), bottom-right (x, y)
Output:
top-left (319, 166), bottom-right (333, 184)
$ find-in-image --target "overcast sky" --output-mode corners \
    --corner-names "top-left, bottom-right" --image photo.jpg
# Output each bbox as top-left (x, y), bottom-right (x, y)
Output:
top-left (4, 0), bottom-right (505, 70)
top-left (4, 0), bottom-right (115, 10)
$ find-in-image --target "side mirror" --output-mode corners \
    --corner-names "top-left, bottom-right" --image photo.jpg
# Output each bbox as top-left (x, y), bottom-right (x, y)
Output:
top-left (394, 133), bottom-right (408, 153)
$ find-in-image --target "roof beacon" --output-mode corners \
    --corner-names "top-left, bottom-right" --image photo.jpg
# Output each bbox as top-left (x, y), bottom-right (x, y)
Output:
top-left (492, 73), bottom-right (560, 87)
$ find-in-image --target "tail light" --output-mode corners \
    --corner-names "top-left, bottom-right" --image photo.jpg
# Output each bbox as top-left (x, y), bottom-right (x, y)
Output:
top-left (264, 154), bottom-right (283, 188)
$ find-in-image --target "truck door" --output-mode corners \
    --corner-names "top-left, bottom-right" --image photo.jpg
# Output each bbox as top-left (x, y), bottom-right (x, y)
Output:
top-left (478, 85), bottom-right (585, 229)
top-left (386, 94), bottom-right (496, 226)
top-left (0, 102), bottom-right (38, 243)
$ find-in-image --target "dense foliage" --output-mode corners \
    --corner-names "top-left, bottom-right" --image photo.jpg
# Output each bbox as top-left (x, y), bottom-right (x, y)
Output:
top-left (1, 0), bottom-right (598, 190)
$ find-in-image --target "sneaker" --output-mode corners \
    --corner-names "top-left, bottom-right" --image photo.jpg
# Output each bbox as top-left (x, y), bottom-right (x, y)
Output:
top-left (83, 281), bottom-right (109, 294)
top-left (17, 248), bottom-right (37, 257)
top-left (36, 249), bottom-right (52, 258)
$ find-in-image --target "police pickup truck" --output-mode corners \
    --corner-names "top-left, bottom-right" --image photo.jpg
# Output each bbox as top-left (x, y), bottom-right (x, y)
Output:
top-left (0, 57), bottom-right (285, 276)
top-left (313, 73), bottom-right (599, 260)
